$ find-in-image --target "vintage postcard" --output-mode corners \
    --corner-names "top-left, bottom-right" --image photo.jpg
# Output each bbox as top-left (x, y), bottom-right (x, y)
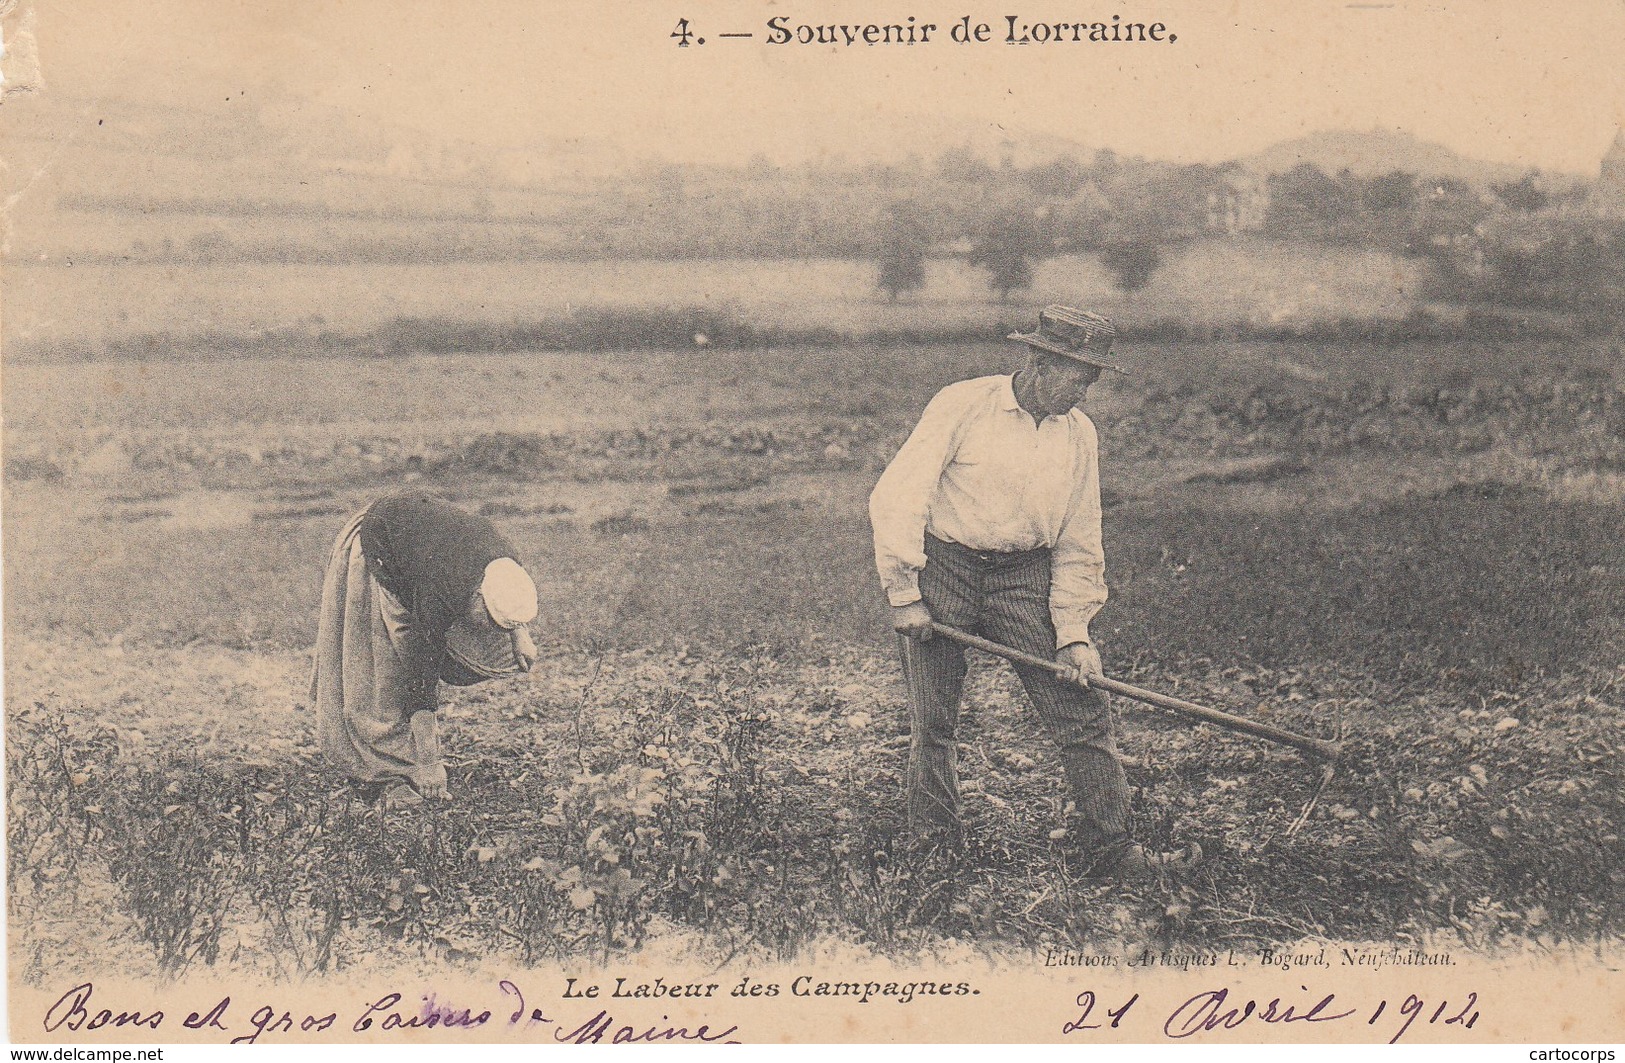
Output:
top-left (3, 0), bottom-right (1623, 1048)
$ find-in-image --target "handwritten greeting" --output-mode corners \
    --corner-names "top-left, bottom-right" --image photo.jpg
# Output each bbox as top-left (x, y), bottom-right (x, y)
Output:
top-left (41, 981), bottom-right (741, 1045)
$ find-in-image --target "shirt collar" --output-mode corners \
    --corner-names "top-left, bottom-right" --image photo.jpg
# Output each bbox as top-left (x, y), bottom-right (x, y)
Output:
top-left (1000, 373), bottom-right (1074, 422)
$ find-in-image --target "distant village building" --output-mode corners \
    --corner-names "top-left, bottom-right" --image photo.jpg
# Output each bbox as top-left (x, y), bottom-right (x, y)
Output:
top-left (1592, 128), bottom-right (1625, 217)
top-left (1206, 168), bottom-right (1269, 234)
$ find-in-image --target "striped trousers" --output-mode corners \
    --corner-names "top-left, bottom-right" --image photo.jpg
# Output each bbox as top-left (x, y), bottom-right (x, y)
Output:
top-left (900, 535), bottom-right (1130, 849)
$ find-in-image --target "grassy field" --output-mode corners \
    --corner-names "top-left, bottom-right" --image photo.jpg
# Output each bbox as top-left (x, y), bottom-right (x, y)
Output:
top-left (5, 335), bottom-right (1623, 981)
top-left (5, 241), bottom-right (1427, 361)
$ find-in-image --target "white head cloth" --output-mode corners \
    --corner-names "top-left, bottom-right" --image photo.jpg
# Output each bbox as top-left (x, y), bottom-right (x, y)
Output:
top-left (479, 558), bottom-right (538, 629)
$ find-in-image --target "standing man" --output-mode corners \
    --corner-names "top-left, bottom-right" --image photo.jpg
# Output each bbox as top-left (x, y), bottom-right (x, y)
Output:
top-left (869, 306), bottom-right (1198, 878)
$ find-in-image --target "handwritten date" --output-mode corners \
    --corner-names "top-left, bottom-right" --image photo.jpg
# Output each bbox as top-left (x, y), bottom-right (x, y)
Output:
top-left (1062, 985), bottom-right (1481, 1044)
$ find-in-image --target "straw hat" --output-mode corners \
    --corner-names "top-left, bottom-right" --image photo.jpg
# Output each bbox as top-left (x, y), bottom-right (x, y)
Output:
top-left (1007, 305), bottom-right (1129, 374)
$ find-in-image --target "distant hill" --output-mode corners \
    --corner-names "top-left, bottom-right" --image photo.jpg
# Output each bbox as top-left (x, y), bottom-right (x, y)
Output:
top-left (1239, 129), bottom-right (1540, 187)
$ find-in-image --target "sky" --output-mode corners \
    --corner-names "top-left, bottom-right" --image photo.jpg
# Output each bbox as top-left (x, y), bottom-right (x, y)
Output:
top-left (8, 0), bottom-right (1625, 173)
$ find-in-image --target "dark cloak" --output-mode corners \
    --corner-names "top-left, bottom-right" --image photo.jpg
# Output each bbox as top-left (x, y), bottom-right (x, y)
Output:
top-left (359, 493), bottom-right (520, 645)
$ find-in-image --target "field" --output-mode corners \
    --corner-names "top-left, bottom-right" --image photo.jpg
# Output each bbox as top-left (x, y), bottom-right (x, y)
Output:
top-left (4, 241), bottom-right (1426, 362)
top-left (5, 331), bottom-right (1624, 984)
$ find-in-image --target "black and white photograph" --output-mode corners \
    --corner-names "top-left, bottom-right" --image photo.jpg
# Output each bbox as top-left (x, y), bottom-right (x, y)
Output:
top-left (3, 0), bottom-right (1622, 1047)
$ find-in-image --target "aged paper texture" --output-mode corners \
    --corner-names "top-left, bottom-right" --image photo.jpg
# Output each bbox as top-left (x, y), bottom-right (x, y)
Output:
top-left (4, 0), bottom-right (1623, 1048)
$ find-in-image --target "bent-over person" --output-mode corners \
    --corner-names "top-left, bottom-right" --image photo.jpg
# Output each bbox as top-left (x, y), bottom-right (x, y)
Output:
top-left (869, 306), bottom-right (1199, 878)
top-left (312, 493), bottom-right (539, 805)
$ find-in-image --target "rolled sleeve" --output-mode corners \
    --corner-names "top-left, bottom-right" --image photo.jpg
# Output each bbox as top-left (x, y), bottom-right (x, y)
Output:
top-left (869, 386), bottom-right (973, 606)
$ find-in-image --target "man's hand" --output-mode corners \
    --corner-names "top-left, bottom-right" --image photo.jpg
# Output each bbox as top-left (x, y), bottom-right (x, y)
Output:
top-left (891, 602), bottom-right (935, 640)
top-left (1057, 641), bottom-right (1103, 688)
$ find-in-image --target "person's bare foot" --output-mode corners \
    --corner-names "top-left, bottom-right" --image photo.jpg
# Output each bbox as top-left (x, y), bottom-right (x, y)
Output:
top-left (381, 782), bottom-right (426, 810)
top-left (1086, 841), bottom-right (1204, 881)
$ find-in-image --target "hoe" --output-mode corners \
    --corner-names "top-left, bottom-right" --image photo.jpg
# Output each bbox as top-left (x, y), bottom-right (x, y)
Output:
top-left (928, 622), bottom-right (1344, 831)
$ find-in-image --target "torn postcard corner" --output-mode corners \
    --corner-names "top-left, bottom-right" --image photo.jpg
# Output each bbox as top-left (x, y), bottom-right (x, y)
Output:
top-left (1, 2), bottom-right (46, 100)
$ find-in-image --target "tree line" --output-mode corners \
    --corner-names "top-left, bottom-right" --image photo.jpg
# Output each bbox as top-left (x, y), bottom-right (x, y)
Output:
top-left (861, 152), bottom-right (1622, 323)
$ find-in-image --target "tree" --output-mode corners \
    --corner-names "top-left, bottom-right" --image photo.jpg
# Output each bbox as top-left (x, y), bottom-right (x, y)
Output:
top-left (1479, 216), bottom-right (1625, 319)
top-left (1149, 163), bottom-right (1225, 242)
top-left (1099, 240), bottom-right (1163, 292)
top-left (967, 207), bottom-right (1048, 301)
top-left (1363, 170), bottom-right (1419, 215)
top-left (1492, 173), bottom-right (1549, 213)
top-left (1409, 178), bottom-right (1492, 256)
top-left (1265, 163), bottom-right (1355, 242)
top-left (1073, 164), bottom-right (1212, 292)
top-left (1091, 148), bottom-right (1121, 184)
top-left (875, 203), bottom-right (929, 301)
top-left (1355, 170), bottom-right (1420, 251)
top-left (935, 145), bottom-right (993, 183)
top-left (1020, 154), bottom-right (1088, 198)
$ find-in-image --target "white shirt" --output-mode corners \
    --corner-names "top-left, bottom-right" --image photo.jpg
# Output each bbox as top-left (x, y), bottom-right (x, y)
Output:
top-left (868, 375), bottom-right (1107, 648)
